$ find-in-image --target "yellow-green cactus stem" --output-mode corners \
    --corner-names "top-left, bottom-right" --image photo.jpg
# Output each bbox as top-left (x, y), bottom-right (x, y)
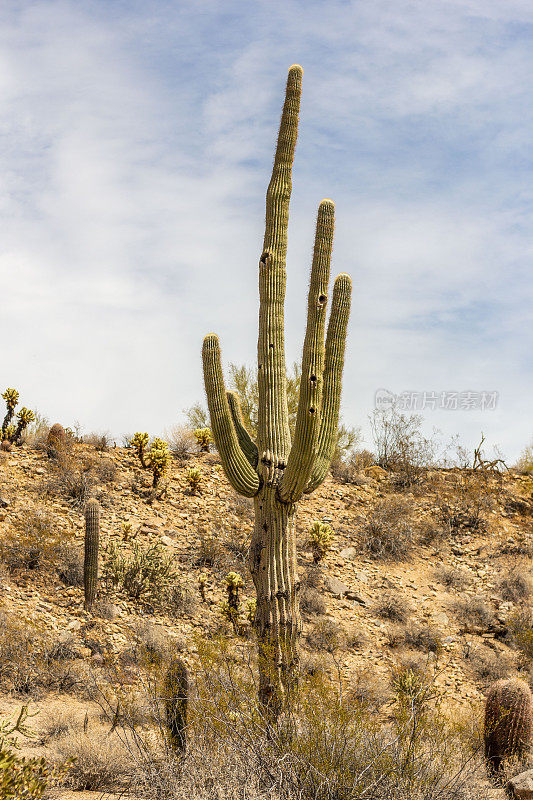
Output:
top-left (11, 407), bottom-right (35, 444)
top-left (131, 432), bottom-right (149, 468)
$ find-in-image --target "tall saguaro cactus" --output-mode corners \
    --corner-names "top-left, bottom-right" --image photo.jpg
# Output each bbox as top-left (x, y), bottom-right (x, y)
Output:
top-left (202, 65), bottom-right (352, 719)
top-left (84, 498), bottom-right (100, 611)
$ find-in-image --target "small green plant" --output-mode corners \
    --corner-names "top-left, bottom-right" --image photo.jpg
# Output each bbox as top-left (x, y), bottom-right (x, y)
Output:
top-left (131, 432), bottom-right (149, 468)
top-left (308, 521), bottom-right (333, 563)
top-left (148, 437), bottom-right (170, 488)
top-left (194, 427), bottom-right (212, 452)
top-left (186, 467), bottom-right (202, 495)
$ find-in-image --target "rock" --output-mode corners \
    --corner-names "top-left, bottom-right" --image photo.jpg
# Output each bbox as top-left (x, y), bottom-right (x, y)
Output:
top-left (339, 546), bottom-right (357, 560)
top-left (324, 575), bottom-right (366, 605)
top-left (0, 497), bottom-right (10, 508)
top-left (91, 652), bottom-right (104, 665)
top-left (160, 535), bottom-right (174, 547)
top-left (508, 769), bottom-right (533, 799)
top-left (66, 619), bottom-right (81, 631)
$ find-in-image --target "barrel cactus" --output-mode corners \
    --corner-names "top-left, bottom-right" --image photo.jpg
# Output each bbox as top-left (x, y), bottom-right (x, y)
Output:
top-left (202, 65), bottom-right (352, 719)
top-left (164, 658), bottom-right (188, 754)
top-left (484, 677), bottom-right (533, 776)
top-left (47, 423), bottom-right (66, 458)
top-left (84, 498), bottom-right (100, 610)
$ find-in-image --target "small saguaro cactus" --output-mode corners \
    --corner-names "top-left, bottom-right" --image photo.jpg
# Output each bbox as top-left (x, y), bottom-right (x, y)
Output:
top-left (131, 432), bottom-right (149, 468)
top-left (1, 388), bottom-right (19, 437)
top-left (84, 498), bottom-right (100, 610)
top-left (202, 65), bottom-right (352, 719)
top-left (47, 423), bottom-right (66, 458)
top-left (164, 658), bottom-right (189, 754)
top-left (484, 677), bottom-right (533, 776)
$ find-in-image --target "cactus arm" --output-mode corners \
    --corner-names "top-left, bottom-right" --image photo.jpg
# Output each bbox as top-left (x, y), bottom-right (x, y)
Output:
top-left (279, 200), bottom-right (334, 503)
top-left (304, 273), bottom-right (352, 494)
top-left (203, 334), bottom-right (260, 497)
top-left (226, 391), bottom-right (259, 467)
top-left (257, 65), bottom-right (302, 468)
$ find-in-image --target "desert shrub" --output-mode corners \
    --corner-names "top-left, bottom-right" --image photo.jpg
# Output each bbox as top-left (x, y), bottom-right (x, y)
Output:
top-left (93, 457), bottom-right (117, 483)
top-left (498, 567), bottom-right (532, 602)
top-left (307, 521), bottom-right (334, 563)
top-left (434, 565), bottom-right (473, 590)
top-left (404, 623), bottom-right (443, 655)
top-left (373, 591), bottom-right (410, 623)
top-left (57, 543), bottom-right (84, 586)
top-left (166, 425), bottom-right (196, 462)
top-left (515, 439), bottom-right (533, 474)
top-left (102, 540), bottom-right (177, 604)
top-left (509, 605), bottom-right (533, 660)
top-left (52, 727), bottom-right (131, 791)
top-left (370, 406), bottom-right (438, 487)
top-left (0, 508), bottom-right (73, 571)
top-left (464, 645), bottom-right (513, 686)
top-left (197, 530), bottom-right (225, 567)
top-left (455, 596), bottom-right (495, 630)
top-left (436, 471), bottom-right (493, 534)
top-left (300, 587), bottom-right (326, 619)
top-left (306, 619), bottom-right (346, 652)
top-left (0, 612), bottom-right (85, 697)
top-left (230, 493), bottom-right (254, 522)
top-left (44, 450), bottom-right (97, 507)
top-left (359, 494), bottom-right (415, 560)
top-left (83, 431), bottom-right (111, 451)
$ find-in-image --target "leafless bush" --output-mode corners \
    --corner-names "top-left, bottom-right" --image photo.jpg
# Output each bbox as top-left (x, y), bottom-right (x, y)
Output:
top-left (43, 449), bottom-right (97, 507)
top-left (455, 596), bottom-right (495, 630)
top-left (57, 543), bottom-right (84, 586)
top-left (166, 425), bottom-right (196, 462)
top-left (306, 619), bottom-right (346, 652)
top-left (51, 726), bottom-right (132, 791)
top-left (498, 566), bottom-right (532, 602)
top-left (434, 565), bottom-right (473, 590)
top-left (0, 507), bottom-right (73, 571)
top-left (359, 494), bottom-right (416, 560)
top-left (509, 605), bottom-right (533, 660)
top-left (404, 623), bottom-right (443, 655)
top-left (370, 406), bottom-right (438, 487)
top-left (464, 644), bottom-right (513, 687)
top-left (300, 587), bottom-right (326, 618)
top-left (83, 431), bottom-right (112, 451)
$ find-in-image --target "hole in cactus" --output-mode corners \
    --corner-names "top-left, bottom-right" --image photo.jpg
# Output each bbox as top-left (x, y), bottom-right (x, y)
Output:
top-left (260, 251), bottom-right (271, 265)
top-left (309, 407), bottom-right (316, 415)
top-left (310, 375), bottom-right (317, 383)
top-left (318, 294), bottom-right (327, 306)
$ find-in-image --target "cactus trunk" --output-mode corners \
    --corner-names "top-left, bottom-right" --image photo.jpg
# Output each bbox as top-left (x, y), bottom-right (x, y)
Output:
top-left (250, 487), bottom-right (300, 717)
top-left (84, 499), bottom-right (100, 610)
top-left (202, 66), bottom-right (351, 722)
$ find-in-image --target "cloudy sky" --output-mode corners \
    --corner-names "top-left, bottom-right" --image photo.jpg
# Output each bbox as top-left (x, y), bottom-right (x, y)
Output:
top-left (0, 0), bottom-right (531, 460)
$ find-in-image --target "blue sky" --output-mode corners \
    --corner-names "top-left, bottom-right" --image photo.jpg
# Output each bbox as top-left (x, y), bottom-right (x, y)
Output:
top-left (0, 0), bottom-right (531, 460)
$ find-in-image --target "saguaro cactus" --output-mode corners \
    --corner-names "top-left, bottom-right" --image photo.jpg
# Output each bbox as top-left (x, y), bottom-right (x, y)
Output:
top-left (202, 65), bottom-right (352, 719)
top-left (484, 678), bottom-right (533, 776)
top-left (84, 498), bottom-right (100, 610)
top-left (164, 658), bottom-right (188, 754)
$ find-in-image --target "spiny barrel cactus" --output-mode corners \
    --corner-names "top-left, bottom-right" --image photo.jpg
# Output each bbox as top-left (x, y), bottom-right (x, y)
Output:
top-left (164, 658), bottom-right (188, 754)
top-left (202, 65), bottom-right (352, 719)
top-left (131, 432), bottom-right (149, 468)
top-left (1, 389), bottom-right (19, 437)
top-left (84, 499), bottom-right (100, 610)
top-left (47, 423), bottom-right (66, 458)
top-left (484, 677), bottom-right (533, 776)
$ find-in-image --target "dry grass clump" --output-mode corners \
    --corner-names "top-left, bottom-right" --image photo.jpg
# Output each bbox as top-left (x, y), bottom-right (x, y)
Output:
top-left (455, 596), bottom-right (496, 630)
top-left (373, 591), bottom-right (411, 623)
top-left (51, 726), bottom-right (132, 791)
top-left (0, 507), bottom-right (73, 572)
top-left (300, 567), bottom-right (326, 618)
top-left (509, 605), bottom-right (533, 660)
top-left (498, 566), bottom-right (532, 602)
top-left (306, 619), bottom-right (346, 652)
top-left (434, 564), bottom-right (473, 590)
top-left (0, 612), bottom-right (89, 697)
top-left (403, 623), bottom-right (444, 655)
top-left (359, 495), bottom-right (416, 560)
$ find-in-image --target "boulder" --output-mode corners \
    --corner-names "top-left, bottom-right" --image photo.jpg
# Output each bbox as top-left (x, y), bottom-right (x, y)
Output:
top-left (508, 769), bottom-right (533, 799)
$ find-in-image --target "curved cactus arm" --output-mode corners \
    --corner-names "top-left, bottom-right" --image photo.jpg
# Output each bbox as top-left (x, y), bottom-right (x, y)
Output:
top-left (203, 334), bottom-right (260, 498)
top-left (279, 200), bottom-right (334, 503)
top-left (226, 391), bottom-right (259, 467)
top-left (257, 65), bottom-right (302, 466)
top-left (304, 273), bottom-right (352, 494)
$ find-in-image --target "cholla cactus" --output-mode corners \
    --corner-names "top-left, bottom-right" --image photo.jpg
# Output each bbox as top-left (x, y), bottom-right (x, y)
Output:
top-left (484, 677), bottom-right (533, 776)
top-left (148, 438), bottom-right (170, 488)
top-left (245, 597), bottom-right (257, 624)
top-left (198, 571), bottom-right (208, 602)
top-left (164, 658), bottom-right (188, 754)
top-left (122, 522), bottom-right (133, 541)
top-left (194, 427), bottom-right (212, 452)
top-left (202, 66), bottom-right (351, 718)
top-left (46, 423), bottom-right (66, 458)
top-left (131, 432), bottom-right (149, 468)
top-left (186, 467), bottom-right (202, 495)
top-left (308, 521), bottom-right (333, 563)
top-left (1, 389), bottom-right (19, 437)
top-left (222, 572), bottom-right (244, 631)
top-left (11, 407), bottom-right (35, 444)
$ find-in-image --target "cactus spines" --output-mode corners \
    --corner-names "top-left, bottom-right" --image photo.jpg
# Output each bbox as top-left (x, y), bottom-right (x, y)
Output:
top-left (84, 499), bottom-right (100, 610)
top-left (131, 432), bottom-right (149, 468)
top-left (202, 66), bottom-right (352, 720)
top-left (47, 423), bottom-right (66, 458)
top-left (164, 658), bottom-right (188, 754)
top-left (484, 678), bottom-right (533, 776)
